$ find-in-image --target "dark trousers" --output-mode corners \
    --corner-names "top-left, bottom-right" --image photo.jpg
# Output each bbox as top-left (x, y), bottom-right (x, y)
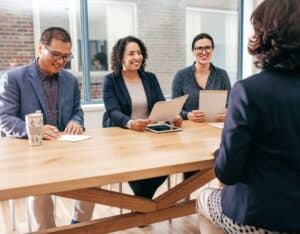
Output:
top-left (129, 176), bottom-right (167, 199)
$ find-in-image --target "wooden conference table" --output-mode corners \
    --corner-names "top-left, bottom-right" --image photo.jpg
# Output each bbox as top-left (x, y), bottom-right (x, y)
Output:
top-left (0, 121), bottom-right (222, 233)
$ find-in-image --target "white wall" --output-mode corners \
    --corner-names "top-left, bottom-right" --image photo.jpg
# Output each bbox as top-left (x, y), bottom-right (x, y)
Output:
top-left (82, 104), bottom-right (104, 129)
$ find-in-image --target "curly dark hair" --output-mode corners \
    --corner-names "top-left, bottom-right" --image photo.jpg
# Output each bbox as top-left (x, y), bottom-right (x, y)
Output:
top-left (248, 0), bottom-right (300, 71)
top-left (111, 36), bottom-right (148, 75)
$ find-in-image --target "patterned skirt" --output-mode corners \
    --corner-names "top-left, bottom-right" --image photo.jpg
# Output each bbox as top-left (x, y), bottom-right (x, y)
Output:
top-left (205, 189), bottom-right (295, 234)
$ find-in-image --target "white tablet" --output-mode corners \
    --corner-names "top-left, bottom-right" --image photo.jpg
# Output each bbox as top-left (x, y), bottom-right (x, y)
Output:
top-left (146, 123), bottom-right (182, 134)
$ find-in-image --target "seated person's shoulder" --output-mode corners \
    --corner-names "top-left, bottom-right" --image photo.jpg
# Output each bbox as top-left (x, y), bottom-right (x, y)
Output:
top-left (7, 64), bottom-right (28, 75)
top-left (60, 68), bottom-right (78, 81)
top-left (174, 65), bottom-right (193, 79)
top-left (103, 72), bottom-right (116, 82)
top-left (3, 64), bottom-right (30, 82)
top-left (211, 64), bottom-right (228, 77)
top-left (140, 71), bottom-right (159, 82)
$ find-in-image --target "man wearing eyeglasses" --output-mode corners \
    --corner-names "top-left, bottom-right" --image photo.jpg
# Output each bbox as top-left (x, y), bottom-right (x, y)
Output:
top-left (0, 27), bottom-right (84, 230)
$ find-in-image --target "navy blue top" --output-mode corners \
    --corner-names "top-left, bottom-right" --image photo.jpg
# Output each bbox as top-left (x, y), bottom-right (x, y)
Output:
top-left (215, 69), bottom-right (300, 232)
top-left (172, 63), bottom-right (231, 119)
top-left (102, 71), bottom-right (165, 128)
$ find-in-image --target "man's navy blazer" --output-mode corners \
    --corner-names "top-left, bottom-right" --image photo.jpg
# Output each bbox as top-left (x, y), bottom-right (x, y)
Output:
top-left (215, 69), bottom-right (300, 232)
top-left (102, 71), bottom-right (165, 128)
top-left (0, 62), bottom-right (84, 137)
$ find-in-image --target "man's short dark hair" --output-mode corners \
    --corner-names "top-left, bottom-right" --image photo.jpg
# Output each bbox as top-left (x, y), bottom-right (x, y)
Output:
top-left (40, 27), bottom-right (72, 46)
top-left (248, 0), bottom-right (300, 71)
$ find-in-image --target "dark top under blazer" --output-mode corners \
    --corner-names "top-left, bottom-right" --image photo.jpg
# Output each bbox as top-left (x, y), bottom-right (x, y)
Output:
top-left (172, 63), bottom-right (231, 120)
top-left (102, 71), bottom-right (165, 128)
top-left (215, 69), bottom-right (300, 232)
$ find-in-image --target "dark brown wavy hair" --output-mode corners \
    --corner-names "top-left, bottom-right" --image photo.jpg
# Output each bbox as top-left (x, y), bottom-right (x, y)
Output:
top-left (191, 33), bottom-right (214, 51)
top-left (111, 36), bottom-right (148, 75)
top-left (248, 0), bottom-right (300, 71)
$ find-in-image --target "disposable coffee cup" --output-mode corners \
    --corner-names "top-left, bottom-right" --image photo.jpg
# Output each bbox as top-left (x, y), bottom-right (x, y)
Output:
top-left (25, 110), bottom-right (43, 146)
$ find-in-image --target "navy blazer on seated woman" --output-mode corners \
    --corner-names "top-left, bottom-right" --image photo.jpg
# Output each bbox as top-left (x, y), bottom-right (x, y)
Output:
top-left (102, 71), bottom-right (165, 128)
top-left (212, 0), bottom-right (300, 232)
top-left (215, 69), bottom-right (300, 232)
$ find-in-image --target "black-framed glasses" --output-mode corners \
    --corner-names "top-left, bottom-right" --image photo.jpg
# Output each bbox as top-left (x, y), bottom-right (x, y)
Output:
top-left (44, 46), bottom-right (73, 63)
top-left (194, 46), bottom-right (213, 53)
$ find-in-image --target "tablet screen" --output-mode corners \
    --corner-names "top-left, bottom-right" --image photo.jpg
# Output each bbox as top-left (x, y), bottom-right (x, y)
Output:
top-left (147, 124), bottom-right (172, 131)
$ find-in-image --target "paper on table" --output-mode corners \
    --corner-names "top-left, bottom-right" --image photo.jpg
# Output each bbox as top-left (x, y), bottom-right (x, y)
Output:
top-left (209, 122), bottom-right (224, 129)
top-left (148, 94), bottom-right (188, 122)
top-left (199, 90), bottom-right (227, 122)
top-left (57, 135), bottom-right (92, 142)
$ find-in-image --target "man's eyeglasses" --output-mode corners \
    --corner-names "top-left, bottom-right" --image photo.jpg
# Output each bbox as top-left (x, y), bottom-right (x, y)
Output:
top-left (44, 46), bottom-right (73, 63)
top-left (194, 46), bottom-right (213, 53)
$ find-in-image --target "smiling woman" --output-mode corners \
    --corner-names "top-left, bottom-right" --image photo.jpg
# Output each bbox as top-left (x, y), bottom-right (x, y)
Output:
top-left (172, 33), bottom-right (231, 123)
top-left (171, 33), bottom-right (231, 181)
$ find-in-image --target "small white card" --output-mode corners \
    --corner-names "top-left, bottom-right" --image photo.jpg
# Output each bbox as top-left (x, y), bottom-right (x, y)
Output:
top-left (57, 135), bottom-right (92, 142)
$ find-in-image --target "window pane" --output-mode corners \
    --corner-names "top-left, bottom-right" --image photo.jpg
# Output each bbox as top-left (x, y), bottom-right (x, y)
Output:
top-left (33, 0), bottom-right (83, 96)
top-left (87, 1), bottom-right (136, 101)
top-left (1, 0), bottom-right (241, 103)
top-left (84, 0), bottom-right (239, 102)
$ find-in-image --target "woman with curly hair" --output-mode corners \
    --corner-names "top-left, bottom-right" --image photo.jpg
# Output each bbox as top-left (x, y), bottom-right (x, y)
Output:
top-left (197, 0), bottom-right (300, 233)
top-left (103, 35), bottom-right (181, 199)
top-left (71, 36), bottom-right (182, 223)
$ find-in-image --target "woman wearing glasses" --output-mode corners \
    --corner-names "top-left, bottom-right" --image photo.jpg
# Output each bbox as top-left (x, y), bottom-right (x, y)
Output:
top-left (172, 33), bottom-right (231, 180)
top-left (172, 33), bottom-right (231, 123)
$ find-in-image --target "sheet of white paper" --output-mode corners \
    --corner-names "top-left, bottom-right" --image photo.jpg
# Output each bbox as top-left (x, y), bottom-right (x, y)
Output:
top-left (199, 90), bottom-right (227, 122)
top-left (148, 95), bottom-right (188, 122)
top-left (57, 135), bottom-right (92, 142)
top-left (209, 122), bottom-right (224, 129)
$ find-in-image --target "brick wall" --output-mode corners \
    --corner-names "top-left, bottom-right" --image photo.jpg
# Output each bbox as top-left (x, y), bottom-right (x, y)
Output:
top-left (0, 3), bottom-right (35, 72)
top-left (137, 0), bottom-right (186, 96)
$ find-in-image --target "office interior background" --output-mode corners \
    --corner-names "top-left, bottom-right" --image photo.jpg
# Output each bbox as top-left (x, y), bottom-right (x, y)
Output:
top-left (0, 0), bottom-right (262, 129)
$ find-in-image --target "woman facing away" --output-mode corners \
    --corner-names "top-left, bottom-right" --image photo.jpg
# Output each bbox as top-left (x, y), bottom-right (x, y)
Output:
top-left (71, 36), bottom-right (182, 223)
top-left (172, 33), bottom-right (231, 180)
top-left (197, 0), bottom-right (300, 233)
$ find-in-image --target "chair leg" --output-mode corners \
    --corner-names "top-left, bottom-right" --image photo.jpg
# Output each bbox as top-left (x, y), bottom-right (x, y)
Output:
top-left (26, 197), bottom-right (32, 233)
top-left (53, 196), bottom-right (57, 217)
top-left (9, 200), bottom-right (16, 231)
top-left (119, 183), bottom-right (123, 214)
top-left (167, 175), bottom-right (172, 223)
